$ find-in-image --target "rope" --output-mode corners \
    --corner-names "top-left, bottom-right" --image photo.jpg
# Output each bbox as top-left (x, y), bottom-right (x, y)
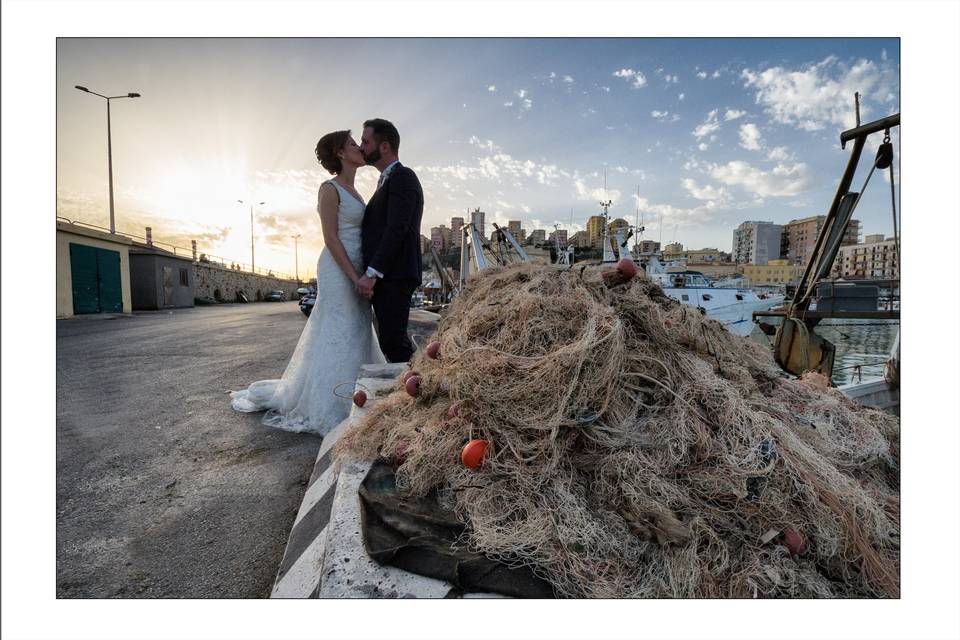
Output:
top-left (887, 155), bottom-right (900, 274)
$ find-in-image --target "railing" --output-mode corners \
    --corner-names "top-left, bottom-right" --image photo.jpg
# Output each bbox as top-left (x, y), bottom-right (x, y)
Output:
top-left (56, 216), bottom-right (299, 281)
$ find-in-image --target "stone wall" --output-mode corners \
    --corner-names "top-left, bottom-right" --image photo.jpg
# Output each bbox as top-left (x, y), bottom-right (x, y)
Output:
top-left (193, 262), bottom-right (301, 302)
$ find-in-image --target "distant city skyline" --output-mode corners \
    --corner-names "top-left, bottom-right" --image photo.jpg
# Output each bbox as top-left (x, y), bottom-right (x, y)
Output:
top-left (57, 38), bottom-right (900, 276)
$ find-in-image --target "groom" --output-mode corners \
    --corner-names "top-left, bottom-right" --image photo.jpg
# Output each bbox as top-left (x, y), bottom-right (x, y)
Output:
top-left (356, 118), bottom-right (424, 363)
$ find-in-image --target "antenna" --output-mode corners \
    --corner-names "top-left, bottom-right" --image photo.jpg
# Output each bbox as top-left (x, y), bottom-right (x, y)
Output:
top-left (634, 185), bottom-right (644, 249)
top-left (854, 92), bottom-right (861, 127)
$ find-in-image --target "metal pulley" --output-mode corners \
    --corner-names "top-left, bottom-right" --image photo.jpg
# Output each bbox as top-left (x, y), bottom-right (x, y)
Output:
top-left (875, 130), bottom-right (894, 169)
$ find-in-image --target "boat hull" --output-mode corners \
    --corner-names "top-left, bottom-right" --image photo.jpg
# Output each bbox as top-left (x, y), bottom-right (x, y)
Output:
top-left (662, 287), bottom-right (785, 336)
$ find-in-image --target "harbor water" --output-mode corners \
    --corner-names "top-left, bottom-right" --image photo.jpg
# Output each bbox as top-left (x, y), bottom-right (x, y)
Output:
top-left (748, 319), bottom-right (900, 387)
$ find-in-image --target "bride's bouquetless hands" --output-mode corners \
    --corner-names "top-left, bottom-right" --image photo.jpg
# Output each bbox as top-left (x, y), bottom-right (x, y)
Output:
top-left (355, 274), bottom-right (375, 300)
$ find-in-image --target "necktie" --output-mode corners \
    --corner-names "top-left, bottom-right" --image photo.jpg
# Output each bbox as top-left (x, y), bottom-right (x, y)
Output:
top-left (377, 171), bottom-right (387, 190)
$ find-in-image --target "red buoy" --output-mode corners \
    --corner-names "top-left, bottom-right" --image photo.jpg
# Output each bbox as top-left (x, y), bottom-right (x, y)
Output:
top-left (352, 390), bottom-right (367, 407)
top-left (461, 439), bottom-right (489, 469)
top-left (447, 402), bottom-right (461, 419)
top-left (616, 258), bottom-right (638, 280)
top-left (404, 374), bottom-right (422, 397)
top-left (426, 341), bottom-right (441, 359)
top-left (782, 528), bottom-right (807, 556)
top-left (395, 439), bottom-right (410, 464)
top-left (400, 370), bottom-right (419, 385)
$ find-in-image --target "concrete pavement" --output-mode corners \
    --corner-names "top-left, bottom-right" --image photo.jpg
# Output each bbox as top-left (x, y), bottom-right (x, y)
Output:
top-left (56, 302), bottom-right (436, 598)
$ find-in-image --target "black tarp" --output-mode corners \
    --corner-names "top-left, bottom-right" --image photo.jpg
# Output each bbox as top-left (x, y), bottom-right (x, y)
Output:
top-left (359, 459), bottom-right (555, 598)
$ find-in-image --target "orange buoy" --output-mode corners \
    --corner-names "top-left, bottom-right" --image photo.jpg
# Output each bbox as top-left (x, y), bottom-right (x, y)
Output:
top-left (426, 341), bottom-right (441, 359)
top-left (616, 258), bottom-right (638, 280)
top-left (404, 374), bottom-right (422, 397)
top-left (352, 390), bottom-right (367, 407)
top-left (461, 439), bottom-right (489, 469)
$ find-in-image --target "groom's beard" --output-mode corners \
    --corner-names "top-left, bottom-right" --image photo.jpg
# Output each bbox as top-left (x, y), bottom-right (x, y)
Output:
top-left (363, 148), bottom-right (381, 166)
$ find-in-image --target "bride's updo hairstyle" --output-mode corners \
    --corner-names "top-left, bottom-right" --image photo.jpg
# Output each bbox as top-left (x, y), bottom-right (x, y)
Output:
top-left (315, 130), bottom-right (351, 175)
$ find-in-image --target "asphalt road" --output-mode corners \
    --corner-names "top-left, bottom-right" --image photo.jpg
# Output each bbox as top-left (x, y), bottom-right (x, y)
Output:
top-left (56, 302), bottom-right (437, 598)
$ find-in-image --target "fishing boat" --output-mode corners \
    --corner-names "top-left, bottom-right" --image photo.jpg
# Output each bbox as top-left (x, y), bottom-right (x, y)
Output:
top-left (644, 256), bottom-right (784, 336)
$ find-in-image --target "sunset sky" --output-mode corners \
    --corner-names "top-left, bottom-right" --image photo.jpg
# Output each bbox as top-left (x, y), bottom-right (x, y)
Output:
top-left (56, 37), bottom-right (900, 277)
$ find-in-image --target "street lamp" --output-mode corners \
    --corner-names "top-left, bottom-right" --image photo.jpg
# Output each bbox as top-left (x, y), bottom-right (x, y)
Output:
top-left (75, 85), bottom-right (141, 234)
top-left (291, 233), bottom-right (302, 282)
top-left (237, 199), bottom-right (266, 272)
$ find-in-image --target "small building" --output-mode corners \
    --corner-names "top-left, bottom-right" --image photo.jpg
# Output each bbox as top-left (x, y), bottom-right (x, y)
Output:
top-left (742, 259), bottom-right (803, 286)
top-left (57, 220), bottom-right (134, 318)
top-left (129, 243), bottom-right (196, 310)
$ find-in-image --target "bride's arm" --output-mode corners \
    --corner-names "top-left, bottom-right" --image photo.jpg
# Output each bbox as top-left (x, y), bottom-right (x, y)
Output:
top-left (318, 183), bottom-right (361, 285)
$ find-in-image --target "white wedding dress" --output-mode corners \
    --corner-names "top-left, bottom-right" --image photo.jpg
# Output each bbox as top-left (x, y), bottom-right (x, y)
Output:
top-left (230, 179), bottom-right (385, 435)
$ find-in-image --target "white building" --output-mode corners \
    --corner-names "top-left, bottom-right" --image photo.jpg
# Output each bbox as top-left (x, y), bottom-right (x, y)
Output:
top-left (732, 220), bottom-right (782, 265)
top-left (833, 234), bottom-right (900, 280)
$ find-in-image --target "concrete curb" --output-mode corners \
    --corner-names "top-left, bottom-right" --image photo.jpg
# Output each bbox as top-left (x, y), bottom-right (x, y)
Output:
top-left (270, 363), bottom-right (408, 598)
top-left (271, 361), bottom-right (508, 599)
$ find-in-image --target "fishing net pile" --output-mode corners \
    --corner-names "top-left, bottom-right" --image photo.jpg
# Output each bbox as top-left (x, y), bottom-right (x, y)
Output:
top-left (336, 262), bottom-right (900, 598)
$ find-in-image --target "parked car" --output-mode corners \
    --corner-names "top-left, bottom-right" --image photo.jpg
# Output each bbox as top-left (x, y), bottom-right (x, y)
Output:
top-left (264, 290), bottom-right (286, 302)
top-left (299, 292), bottom-right (316, 317)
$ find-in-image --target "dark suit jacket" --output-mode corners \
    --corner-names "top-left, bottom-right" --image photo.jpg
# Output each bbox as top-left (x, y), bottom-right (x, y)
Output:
top-left (362, 163), bottom-right (424, 284)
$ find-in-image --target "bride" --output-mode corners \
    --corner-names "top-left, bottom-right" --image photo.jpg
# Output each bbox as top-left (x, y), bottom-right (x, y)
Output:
top-left (230, 130), bottom-right (385, 435)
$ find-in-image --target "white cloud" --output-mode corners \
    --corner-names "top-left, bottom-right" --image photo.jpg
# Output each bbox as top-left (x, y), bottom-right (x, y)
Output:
top-left (503, 101), bottom-right (514, 107)
top-left (516, 89), bottom-right (527, 99)
top-left (574, 177), bottom-right (621, 204)
top-left (563, 75), bottom-right (574, 83)
top-left (468, 136), bottom-right (500, 152)
top-left (599, 85), bottom-right (611, 92)
top-left (487, 85), bottom-right (497, 92)
top-left (651, 110), bottom-right (680, 122)
top-left (710, 160), bottom-right (814, 197)
top-left (612, 68), bottom-right (647, 88)
top-left (696, 71), bottom-right (708, 80)
top-left (724, 109), bottom-right (746, 121)
top-left (682, 178), bottom-right (729, 202)
top-left (767, 145), bottom-right (792, 161)
top-left (678, 93), bottom-right (685, 101)
top-left (711, 70), bottom-right (721, 78)
top-left (742, 55), bottom-right (899, 131)
top-left (692, 109), bottom-right (720, 139)
top-left (664, 74), bottom-right (679, 84)
top-left (738, 123), bottom-right (763, 151)
top-left (698, 142), bottom-right (709, 151)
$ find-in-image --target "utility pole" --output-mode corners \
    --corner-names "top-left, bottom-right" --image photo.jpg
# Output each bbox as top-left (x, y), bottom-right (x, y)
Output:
top-left (237, 199), bottom-right (265, 272)
top-left (292, 233), bottom-right (302, 282)
top-left (74, 85), bottom-right (141, 234)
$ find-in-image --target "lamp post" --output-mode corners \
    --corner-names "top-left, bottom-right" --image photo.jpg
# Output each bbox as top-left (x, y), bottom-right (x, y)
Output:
top-left (75, 85), bottom-right (141, 234)
top-left (291, 233), bottom-right (302, 282)
top-left (237, 199), bottom-right (265, 272)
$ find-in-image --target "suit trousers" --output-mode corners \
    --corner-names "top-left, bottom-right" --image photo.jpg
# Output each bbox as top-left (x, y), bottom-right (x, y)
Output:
top-left (371, 279), bottom-right (419, 363)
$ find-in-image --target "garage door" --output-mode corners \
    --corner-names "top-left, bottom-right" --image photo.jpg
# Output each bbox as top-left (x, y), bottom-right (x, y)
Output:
top-left (70, 243), bottom-right (123, 314)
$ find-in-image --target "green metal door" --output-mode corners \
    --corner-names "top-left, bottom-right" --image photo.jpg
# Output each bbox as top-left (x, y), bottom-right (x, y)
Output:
top-left (70, 244), bottom-right (100, 314)
top-left (70, 243), bottom-right (122, 314)
top-left (97, 248), bottom-right (123, 312)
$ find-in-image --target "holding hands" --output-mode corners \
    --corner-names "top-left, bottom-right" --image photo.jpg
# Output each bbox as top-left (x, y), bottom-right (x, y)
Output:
top-left (355, 274), bottom-right (376, 300)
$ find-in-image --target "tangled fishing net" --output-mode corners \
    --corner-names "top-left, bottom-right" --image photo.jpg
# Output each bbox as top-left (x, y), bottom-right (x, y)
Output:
top-left (336, 262), bottom-right (900, 598)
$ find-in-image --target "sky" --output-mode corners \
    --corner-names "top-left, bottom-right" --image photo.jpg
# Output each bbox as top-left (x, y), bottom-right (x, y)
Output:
top-left (56, 37), bottom-right (900, 277)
